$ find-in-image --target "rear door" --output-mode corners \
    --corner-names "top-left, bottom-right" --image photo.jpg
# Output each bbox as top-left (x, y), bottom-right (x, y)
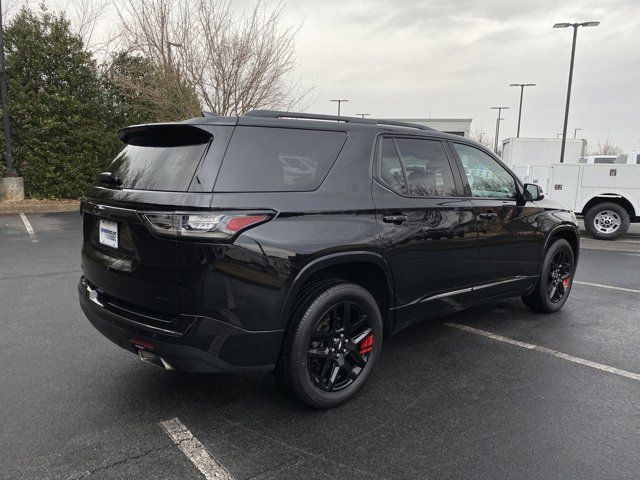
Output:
top-left (449, 142), bottom-right (543, 296)
top-left (81, 124), bottom-right (226, 316)
top-left (373, 136), bottom-right (477, 327)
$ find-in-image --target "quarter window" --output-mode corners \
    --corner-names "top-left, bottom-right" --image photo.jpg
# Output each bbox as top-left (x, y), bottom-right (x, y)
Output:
top-left (453, 143), bottom-right (517, 199)
top-left (388, 138), bottom-right (457, 197)
top-left (378, 138), bottom-right (408, 195)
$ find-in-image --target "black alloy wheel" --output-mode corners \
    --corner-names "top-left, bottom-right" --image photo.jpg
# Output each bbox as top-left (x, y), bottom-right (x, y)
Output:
top-left (547, 248), bottom-right (572, 303)
top-left (522, 238), bottom-right (575, 313)
top-left (278, 280), bottom-right (383, 408)
top-left (307, 301), bottom-right (375, 392)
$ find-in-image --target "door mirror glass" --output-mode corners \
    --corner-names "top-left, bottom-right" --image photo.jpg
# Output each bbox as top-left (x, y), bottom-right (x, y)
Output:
top-left (524, 183), bottom-right (544, 201)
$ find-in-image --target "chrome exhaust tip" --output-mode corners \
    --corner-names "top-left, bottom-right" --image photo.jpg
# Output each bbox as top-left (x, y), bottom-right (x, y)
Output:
top-left (137, 349), bottom-right (174, 370)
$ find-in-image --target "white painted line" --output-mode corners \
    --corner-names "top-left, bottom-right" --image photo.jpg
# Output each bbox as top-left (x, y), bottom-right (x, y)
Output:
top-left (446, 323), bottom-right (640, 382)
top-left (19, 213), bottom-right (38, 242)
top-left (160, 417), bottom-right (234, 480)
top-left (574, 281), bottom-right (640, 294)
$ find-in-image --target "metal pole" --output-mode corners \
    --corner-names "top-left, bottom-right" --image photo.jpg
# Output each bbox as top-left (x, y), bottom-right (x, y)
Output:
top-left (0, 0), bottom-right (15, 176)
top-left (491, 106), bottom-right (507, 154)
top-left (559, 26), bottom-right (578, 163)
top-left (516, 86), bottom-right (524, 138)
top-left (330, 99), bottom-right (349, 117)
top-left (495, 115), bottom-right (503, 154)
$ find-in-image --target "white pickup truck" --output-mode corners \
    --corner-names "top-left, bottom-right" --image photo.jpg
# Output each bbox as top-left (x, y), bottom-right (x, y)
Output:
top-left (512, 162), bottom-right (640, 240)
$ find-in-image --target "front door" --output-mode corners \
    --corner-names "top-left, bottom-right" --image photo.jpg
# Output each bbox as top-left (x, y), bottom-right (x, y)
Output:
top-left (449, 142), bottom-right (544, 296)
top-left (373, 136), bottom-right (477, 327)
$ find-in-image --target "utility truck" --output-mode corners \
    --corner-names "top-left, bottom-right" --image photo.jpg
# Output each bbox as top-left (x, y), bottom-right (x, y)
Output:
top-left (503, 138), bottom-right (640, 240)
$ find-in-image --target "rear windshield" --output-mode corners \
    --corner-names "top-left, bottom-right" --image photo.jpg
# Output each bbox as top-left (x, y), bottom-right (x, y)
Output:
top-left (109, 143), bottom-right (208, 191)
top-left (214, 126), bottom-right (347, 192)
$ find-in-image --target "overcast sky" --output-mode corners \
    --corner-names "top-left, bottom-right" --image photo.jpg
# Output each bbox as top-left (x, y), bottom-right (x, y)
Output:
top-left (279, 0), bottom-right (640, 151)
top-left (13, 0), bottom-right (640, 151)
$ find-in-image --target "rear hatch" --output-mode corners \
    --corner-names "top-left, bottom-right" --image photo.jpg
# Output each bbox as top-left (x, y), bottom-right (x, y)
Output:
top-left (81, 123), bottom-right (218, 317)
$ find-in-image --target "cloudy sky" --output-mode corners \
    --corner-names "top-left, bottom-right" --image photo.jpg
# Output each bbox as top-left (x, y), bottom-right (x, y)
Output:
top-left (278, 0), bottom-right (640, 151)
top-left (10, 0), bottom-right (640, 151)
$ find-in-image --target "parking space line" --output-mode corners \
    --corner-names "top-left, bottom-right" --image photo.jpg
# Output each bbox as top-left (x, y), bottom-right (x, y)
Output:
top-left (160, 417), bottom-right (234, 480)
top-left (445, 323), bottom-right (640, 382)
top-left (19, 213), bottom-right (38, 242)
top-left (574, 281), bottom-right (640, 294)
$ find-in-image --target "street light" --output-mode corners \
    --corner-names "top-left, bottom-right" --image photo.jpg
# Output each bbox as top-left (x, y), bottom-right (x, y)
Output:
top-left (356, 113), bottom-right (370, 118)
top-left (509, 83), bottom-right (536, 137)
top-left (553, 21), bottom-right (600, 162)
top-left (491, 106), bottom-right (509, 154)
top-left (574, 128), bottom-right (582, 139)
top-left (330, 99), bottom-right (349, 116)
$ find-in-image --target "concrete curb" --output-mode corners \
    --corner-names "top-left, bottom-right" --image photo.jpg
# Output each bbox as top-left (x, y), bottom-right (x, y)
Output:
top-left (0, 200), bottom-right (80, 215)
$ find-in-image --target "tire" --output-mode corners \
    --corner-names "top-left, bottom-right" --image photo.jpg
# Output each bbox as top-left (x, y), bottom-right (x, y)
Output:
top-left (585, 202), bottom-right (630, 240)
top-left (277, 280), bottom-right (383, 408)
top-left (522, 239), bottom-right (575, 313)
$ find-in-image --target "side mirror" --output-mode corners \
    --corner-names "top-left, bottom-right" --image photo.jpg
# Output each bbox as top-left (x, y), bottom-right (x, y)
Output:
top-left (523, 183), bottom-right (544, 201)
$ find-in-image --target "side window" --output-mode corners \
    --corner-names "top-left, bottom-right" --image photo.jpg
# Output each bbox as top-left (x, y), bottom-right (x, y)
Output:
top-left (453, 143), bottom-right (517, 199)
top-left (394, 138), bottom-right (457, 197)
top-left (378, 138), bottom-right (408, 195)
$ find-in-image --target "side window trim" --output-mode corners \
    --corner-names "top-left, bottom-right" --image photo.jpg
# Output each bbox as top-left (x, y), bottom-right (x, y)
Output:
top-left (448, 141), bottom-right (522, 200)
top-left (375, 134), bottom-right (464, 199)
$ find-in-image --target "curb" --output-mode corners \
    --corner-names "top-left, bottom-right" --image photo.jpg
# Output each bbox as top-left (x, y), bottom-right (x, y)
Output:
top-left (0, 201), bottom-right (80, 215)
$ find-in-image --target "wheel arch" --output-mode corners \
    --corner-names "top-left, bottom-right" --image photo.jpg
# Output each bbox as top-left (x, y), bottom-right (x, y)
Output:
top-left (279, 252), bottom-right (396, 337)
top-left (580, 194), bottom-right (637, 220)
top-left (543, 225), bottom-right (580, 265)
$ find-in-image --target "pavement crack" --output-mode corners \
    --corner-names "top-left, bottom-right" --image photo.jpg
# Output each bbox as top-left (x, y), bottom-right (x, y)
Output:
top-left (67, 444), bottom-right (173, 480)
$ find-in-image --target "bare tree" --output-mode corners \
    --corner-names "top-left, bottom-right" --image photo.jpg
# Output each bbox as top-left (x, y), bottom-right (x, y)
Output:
top-left (590, 137), bottom-right (623, 155)
top-left (470, 126), bottom-right (492, 149)
top-left (116, 0), bottom-right (311, 116)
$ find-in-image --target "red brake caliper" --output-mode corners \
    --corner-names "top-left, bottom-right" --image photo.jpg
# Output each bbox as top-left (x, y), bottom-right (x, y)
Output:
top-left (562, 276), bottom-right (571, 289)
top-left (358, 334), bottom-right (374, 355)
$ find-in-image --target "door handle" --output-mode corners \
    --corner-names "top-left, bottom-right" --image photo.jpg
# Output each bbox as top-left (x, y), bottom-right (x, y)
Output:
top-left (478, 212), bottom-right (498, 221)
top-left (382, 214), bottom-right (408, 224)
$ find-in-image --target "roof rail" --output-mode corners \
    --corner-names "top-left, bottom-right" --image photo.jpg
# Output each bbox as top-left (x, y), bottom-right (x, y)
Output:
top-left (243, 110), bottom-right (436, 131)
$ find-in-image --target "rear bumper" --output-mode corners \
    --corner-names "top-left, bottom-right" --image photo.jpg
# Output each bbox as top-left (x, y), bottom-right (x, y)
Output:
top-left (78, 277), bottom-right (283, 373)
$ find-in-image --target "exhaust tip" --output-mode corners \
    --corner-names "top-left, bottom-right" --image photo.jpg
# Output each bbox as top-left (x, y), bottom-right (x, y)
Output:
top-left (137, 349), bottom-right (173, 370)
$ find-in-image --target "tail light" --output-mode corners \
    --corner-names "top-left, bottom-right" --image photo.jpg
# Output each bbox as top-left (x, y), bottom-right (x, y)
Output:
top-left (139, 211), bottom-right (272, 240)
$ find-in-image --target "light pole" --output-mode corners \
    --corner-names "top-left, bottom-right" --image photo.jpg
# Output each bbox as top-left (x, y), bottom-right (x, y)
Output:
top-left (330, 99), bottom-right (349, 116)
top-left (356, 113), bottom-right (370, 119)
top-left (509, 83), bottom-right (535, 137)
top-left (553, 21), bottom-right (600, 162)
top-left (491, 106), bottom-right (509, 154)
top-left (573, 128), bottom-right (582, 139)
top-left (0, 0), bottom-right (14, 176)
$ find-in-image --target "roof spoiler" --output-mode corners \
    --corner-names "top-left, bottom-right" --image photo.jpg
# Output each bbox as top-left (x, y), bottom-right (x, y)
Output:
top-left (117, 124), bottom-right (213, 147)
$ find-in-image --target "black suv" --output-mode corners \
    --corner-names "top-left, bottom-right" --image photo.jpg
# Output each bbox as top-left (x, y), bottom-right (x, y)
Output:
top-left (79, 110), bottom-right (579, 408)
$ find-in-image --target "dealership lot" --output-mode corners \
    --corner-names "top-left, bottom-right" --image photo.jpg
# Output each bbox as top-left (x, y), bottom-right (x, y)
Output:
top-left (1, 212), bottom-right (640, 480)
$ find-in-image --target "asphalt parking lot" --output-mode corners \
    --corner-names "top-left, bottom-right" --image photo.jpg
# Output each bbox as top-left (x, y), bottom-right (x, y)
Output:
top-left (1, 212), bottom-right (640, 480)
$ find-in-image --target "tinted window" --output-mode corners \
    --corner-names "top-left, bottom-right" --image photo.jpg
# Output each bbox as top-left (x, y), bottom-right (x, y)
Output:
top-left (395, 138), bottom-right (457, 197)
top-left (453, 143), bottom-right (517, 199)
top-left (378, 138), bottom-right (407, 194)
top-left (215, 127), bottom-right (346, 192)
top-left (110, 143), bottom-right (208, 191)
top-left (594, 157), bottom-right (615, 164)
